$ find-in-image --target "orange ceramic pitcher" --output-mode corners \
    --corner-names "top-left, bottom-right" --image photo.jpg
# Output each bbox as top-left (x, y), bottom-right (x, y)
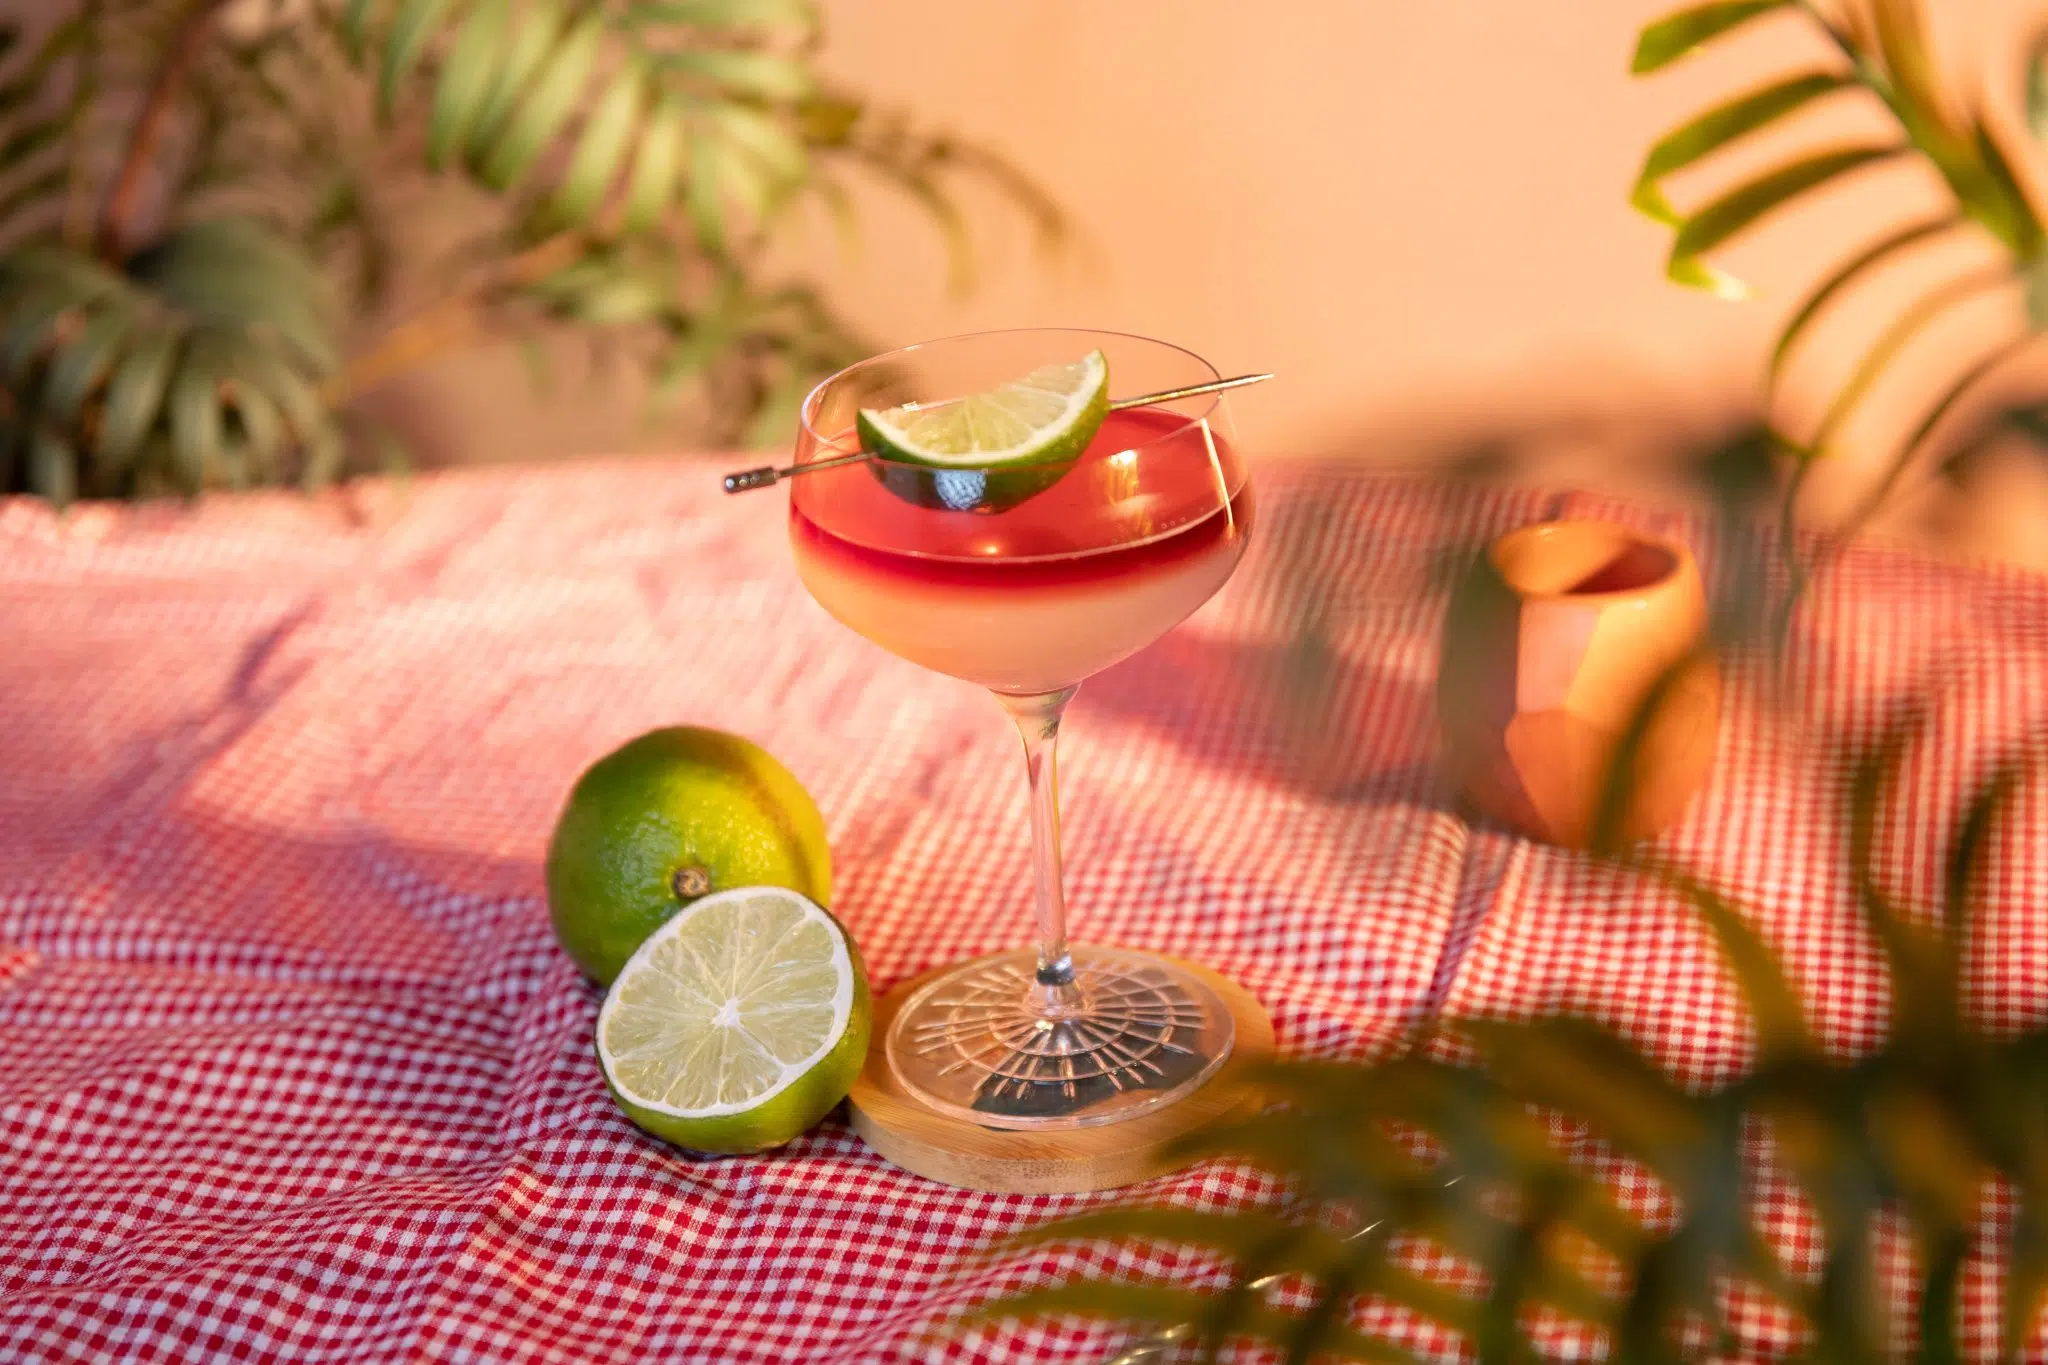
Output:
top-left (1436, 520), bottom-right (1720, 849)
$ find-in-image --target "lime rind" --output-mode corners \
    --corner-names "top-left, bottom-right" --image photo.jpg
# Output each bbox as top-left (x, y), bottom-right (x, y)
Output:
top-left (597, 886), bottom-right (857, 1120)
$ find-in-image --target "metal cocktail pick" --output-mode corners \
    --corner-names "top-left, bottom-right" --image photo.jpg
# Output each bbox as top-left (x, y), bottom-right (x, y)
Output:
top-left (720, 372), bottom-right (1273, 494)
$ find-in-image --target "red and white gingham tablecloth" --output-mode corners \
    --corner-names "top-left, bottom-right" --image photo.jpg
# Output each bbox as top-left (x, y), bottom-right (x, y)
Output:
top-left (5, 458), bottom-right (2048, 1362)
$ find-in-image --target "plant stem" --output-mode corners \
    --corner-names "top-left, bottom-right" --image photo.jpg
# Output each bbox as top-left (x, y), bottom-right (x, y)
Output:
top-left (96, 0), bottom-right (226, 262)
top-left (322, 234), bottom-right (587, 405)
top-left (1796, 1), bottom-right (1892, 98)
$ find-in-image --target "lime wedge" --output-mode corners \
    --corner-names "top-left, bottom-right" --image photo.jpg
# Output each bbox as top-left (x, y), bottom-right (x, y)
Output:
top-left (857, 349), bottom-right (1110, 471)
top-left (596, 886), bottom-right (870, 1154)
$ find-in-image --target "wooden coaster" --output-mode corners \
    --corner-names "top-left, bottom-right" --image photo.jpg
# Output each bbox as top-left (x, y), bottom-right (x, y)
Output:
top-left (847, 953), bottom-right (1274, 1193)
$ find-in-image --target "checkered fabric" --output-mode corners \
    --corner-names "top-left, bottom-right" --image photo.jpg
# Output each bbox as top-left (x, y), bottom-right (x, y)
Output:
top-left (4, 459), bottom-right (2045, 1362)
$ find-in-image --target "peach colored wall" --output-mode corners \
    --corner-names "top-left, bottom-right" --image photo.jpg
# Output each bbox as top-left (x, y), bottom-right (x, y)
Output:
top-left (373, 0), bottom-right (2048, 558)
top-left (802, 0), bottom-right (1780, 458)
top-left (794, 0), bottom-right (2042, 506)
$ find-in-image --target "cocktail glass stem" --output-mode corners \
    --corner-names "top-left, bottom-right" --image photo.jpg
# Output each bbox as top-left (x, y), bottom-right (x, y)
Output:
top-left (996, 687), bottom-right (1081, 1015)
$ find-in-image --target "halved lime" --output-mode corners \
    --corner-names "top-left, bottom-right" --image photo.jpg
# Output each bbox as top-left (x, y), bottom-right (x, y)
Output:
top-left (596, 886), bottom-right (870, 1155)
top-left (857, 349), bottom-right (1109, 511)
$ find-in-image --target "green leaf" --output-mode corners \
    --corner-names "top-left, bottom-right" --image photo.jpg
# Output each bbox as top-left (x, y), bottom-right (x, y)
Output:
top-left (658, 48), bottom-right (812, 100)
top-left (1973, 123), bottom-right (2040, 253)
top-left (688, 128), bottom-right (728, 252)
top-left (1, 286), bottom-right (89, 382)
top-left (1640, 858), bottom-right (1814, 1058)
top-left (1669, 145), bottom-right (1905, 292)
top-left (2005, 1241), bottom-right (2048, 1365)
top-left (129, 220), bottom-right (340, 375)
top-left (428, 0), bottom-right (510, 169)
top-left (529, 255), bottom-right (672, 324)
top-left (299, 420), bottom-right (347, 490)
top-left (524, 254), bottom-right (610, 302)
top-left (716, 131), bottom-right (771, 220)
top-left (26, 429), bottom-right (74, 505)
top-left (98, 329), bottom-right (181, 466)
top-left (0, 243), bottom-right (125, 299)
top-left (797, 92), bottom-right (861, 146)
top-left (1874, 1086), bottom-right (1986, 1239)
top-left (1464, 1017), bottom-right (1704, 1169)
top-left (1807, 264), bottom-right (2015, 455)
top-left (342, 0), bottom-right (381, 62)
top-left (227, 341), bottom-right (326, 444)
top-left (468, 0), bottom-right (565, 155)
top-left (1846, 743), bottom-right (1966, 1041)
top-left (622, 94), bottom-right (686, 233)
top-left (1615, 1232), bottom-right (1690, 1365)
top-left (580, 276), bottom-right (671, 325)
top-left (168, 339), bottom-right (226, 493)
top-left (1871, 0), bottom-right (1940, 116)
top-left (1838, 333), bottom-right (2036, 546)
top-left (1279, 1266), bottom-right (1365, 1365)
top-left (379, 0), bottom-right (457, 117)
top-left (1631, 1), bottom-right (1789, 75)
top-left (553, 59), bottom-right (645, 226)
top-left (1807, 1144), bottom-right (1887, 1357)
top-left (227, 375), bottom-right (285, 478)
top-left (975, 1282), bottom-right (1425, 1365)
top-left (1009, 1205), bottom-right (1313, 1260)
top-left (893, 168), bottom-right (974, 295)
top-left (626, 0), bottom-right (815, 30)
top-left (216, 440), bottom-right (251, 491)
top-left (37, 303), bottom-right (133, 427)
top-left (1632, 73), bottom-right (1849, 225)
top-left (1769, 214), bottom-right (1958, 385)
top-left (480, 11), bottom-right (603, 191)
top-left (0, 116), bottom-right (62, 173)
top-left (709, 102), bottom-right (807, 184)
top-left (1948, 761), bottom-right (2020, 941)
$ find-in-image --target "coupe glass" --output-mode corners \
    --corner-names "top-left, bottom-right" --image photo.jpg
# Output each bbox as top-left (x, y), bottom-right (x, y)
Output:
top-left (788, 328), bottom-right (1255, 1129)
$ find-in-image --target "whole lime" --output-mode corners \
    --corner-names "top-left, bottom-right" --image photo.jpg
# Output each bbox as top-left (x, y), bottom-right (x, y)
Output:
top-left (545, 727), bottom-right (831, 985)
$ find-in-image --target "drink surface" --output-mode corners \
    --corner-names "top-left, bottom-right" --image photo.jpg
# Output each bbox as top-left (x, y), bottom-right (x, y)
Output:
top-left (790, 407), bottom-right (1253, 693)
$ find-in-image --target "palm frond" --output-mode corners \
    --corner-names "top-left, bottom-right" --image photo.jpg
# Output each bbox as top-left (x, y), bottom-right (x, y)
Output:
top-left (977, 712), bottom-right (2048, 1363)
top-left (0, 221), bottom-right (343, 502)
top-left (0, 0), bottom-right (1050, 499)
top-left (340, 0), bottom-right (819, 249)
top-left (1632, 0), bottom-right (2048, 551)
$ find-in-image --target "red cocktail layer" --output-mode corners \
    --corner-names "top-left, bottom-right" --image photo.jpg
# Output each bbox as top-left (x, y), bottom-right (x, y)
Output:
top-left (789, 407), bottom-right (1253, 693)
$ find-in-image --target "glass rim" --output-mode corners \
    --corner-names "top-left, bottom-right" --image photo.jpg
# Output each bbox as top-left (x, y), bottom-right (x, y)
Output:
top-left (796, 326), bottom-right (1226, 466)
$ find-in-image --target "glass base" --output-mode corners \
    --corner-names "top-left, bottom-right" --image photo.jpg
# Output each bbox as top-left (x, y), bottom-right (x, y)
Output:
top-left (886, 945), bottom-right (1235, 1130)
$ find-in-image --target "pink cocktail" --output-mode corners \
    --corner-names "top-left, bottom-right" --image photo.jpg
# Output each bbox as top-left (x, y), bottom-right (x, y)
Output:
top-left (792, 408), bottom-right (1254, 695)
top-left (790, 330), bottom-right (1254, 1129)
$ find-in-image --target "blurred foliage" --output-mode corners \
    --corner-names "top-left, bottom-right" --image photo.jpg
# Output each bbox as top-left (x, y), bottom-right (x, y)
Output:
top-left (966, 7), bottom-right (2048, 1354)
top-left (0, 0), bottom-right (1061, 502)
top-left (974, 704), bottom-right (2048, 1362)
top-left (1631, 0), bottom-right (2048, 567)
top-left (970, 404), bottom-right (2043, 1358)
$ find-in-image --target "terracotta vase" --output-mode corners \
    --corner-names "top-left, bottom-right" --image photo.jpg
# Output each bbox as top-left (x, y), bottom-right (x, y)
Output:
top-left (1436, 520), bottom-right (1720, 849)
